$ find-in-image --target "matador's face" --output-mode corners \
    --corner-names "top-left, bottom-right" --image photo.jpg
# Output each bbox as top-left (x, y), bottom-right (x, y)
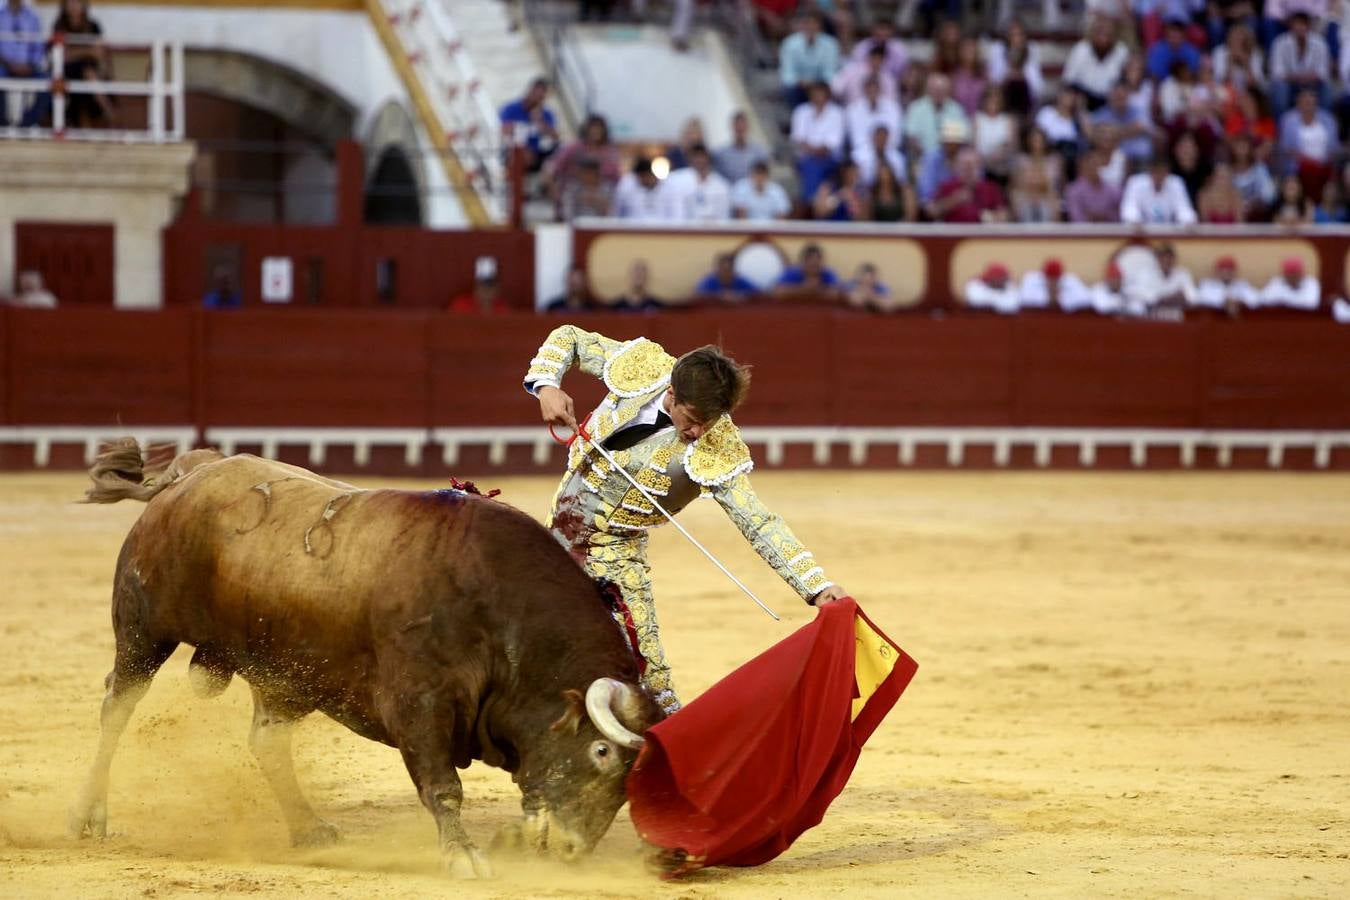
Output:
top-left (664, 387), bottom-right (712, 443)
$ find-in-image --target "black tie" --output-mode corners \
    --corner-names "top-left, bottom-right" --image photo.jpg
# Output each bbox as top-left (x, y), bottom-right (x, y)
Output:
top-left (604, 411), bottom-right (673, 452)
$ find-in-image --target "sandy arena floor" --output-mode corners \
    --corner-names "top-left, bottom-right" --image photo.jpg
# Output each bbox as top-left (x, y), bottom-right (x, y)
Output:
top-left (0, 469), bottom-right (1347, 898)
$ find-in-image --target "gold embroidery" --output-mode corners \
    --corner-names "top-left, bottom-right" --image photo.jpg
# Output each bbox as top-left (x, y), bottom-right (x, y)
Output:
top-left (603, 338), bottom-right (675, 398)
top-left (683, 415), bottom-right (754, 486)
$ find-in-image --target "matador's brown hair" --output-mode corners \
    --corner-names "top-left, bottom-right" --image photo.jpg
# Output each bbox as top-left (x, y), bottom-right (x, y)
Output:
top-left (670, 345), bottom-right (751, 422)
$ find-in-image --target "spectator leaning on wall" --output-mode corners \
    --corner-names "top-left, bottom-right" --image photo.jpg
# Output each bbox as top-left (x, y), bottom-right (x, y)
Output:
top-left (0, 0), bottom-right (48, 127)
top-left (202, 266), bottom-right (242, 310)
top-left (693, 253), bottom-right (758, 305)
top-left (1019, 258), bottom-right (1092, 313)
top-left (1089, 261), bottom-right (1127, 316)
top-left (774, 243), bottom-right (842, 304)
top-left (609, 259), bottom-right (665, 312)
top-left (844, 263), bottom-right (895, 313)
top-left (1195, 255), bottom-right (1258, 316)
top-left (963, 263), bottom-right (1020, 315)
top-left (1258, 257), bottom-right (1320, 310)
top-left (10, 270), bottom-right (57, 308)
top-left (544, 266), bottom-right (597, 314)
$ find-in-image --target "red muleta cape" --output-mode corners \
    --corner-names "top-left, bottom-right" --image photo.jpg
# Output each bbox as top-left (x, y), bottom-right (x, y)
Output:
top-left (626, 598), bottom-right (918, 875)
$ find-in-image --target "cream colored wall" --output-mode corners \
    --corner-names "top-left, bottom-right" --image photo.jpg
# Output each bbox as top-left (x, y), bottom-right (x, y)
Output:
top-left (0, 142), bottom-right (195, 308)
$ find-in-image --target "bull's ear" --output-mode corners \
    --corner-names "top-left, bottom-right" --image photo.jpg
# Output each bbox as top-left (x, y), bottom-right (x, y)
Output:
top-left (550, 689), bottom-right (585, 734)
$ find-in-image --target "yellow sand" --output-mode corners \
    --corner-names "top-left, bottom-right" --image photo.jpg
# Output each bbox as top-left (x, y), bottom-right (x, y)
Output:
top-left (0, 470), bottom-right (1347, 898)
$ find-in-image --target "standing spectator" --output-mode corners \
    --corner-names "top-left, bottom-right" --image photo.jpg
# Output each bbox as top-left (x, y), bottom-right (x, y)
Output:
top-left (774, 243), bottom-right (842, 304)
top-left (853, 122), bottom-right (906, 187)
top-left (613, 157), bottom-right (666, 221)
top-left (790, 79), bottom-right (846, 202)
top-left (950, 36), bottom-right (987, 116)
top-left (1147, 16), bottom-right (1203, 81)
top-left (499, 77), bottom-right (558, 173)
top-left (987, 21), bottom-right (1045, 116)
top-left (547, 113), bottom-right (621, 213)
top-left (609, 260), bottom-right (665, 312)
top-left (0, 0), bottom-right (47, 127)
top-left (845, 76), bottom-right (902, 155)
top-left (779, 11), bottom-right (841, 108)
top-left (1171, 131), bottom-right (1212, 203)
top-left (664, 117), bottom-right (706, 172)
top-left (1213, 22), bottom-right (1266, 93)
top-left (1009, 127), bottom-right (1064, 222)
top-left (202, 266), bottom-right (241, 309)
top-left (1019, 258), bottom-right (1092, 312)
top-left (812, 161), bottom-right (871, 221)
top-left (904, 72), bottom-right (970, 159)
top-left (1229, 133), bottom-right (1278, 219)
top-left (870, 161), bottom-right (918, 221)
top-left (1121, 155), bottom-right (1200, 223)
top-left (963, 262), bottom-right (1020, 313)
top-left (930, 147), bottom-right (1009, 223)
top-left (844, 263), bottom-right (895, 312)
top-left (848, 19), bottom-right (908, 83)
top-left (713, 110), bottom-right (769, 184)
top-left (560, 159), bottom-right (615, 220)
top-left (1278, 87), bottom-right (1338, 198)
top-left (1258, 257), bottom-right (1320, 309)
top-left (661, 144), bottom-right (732, 221)
top-left (54, 0), bottom-right (113, 127)
top-left (544, 266), bottom-right (597, 313)
top-left (694, 253), bottom-right (758, 305)
top-left (10, 270), bottom-right (57, 308)
top-left (1064, 147), bottom-right (1123, 222)
top-left (731, 160), bottom-right (792, 220)
top-left (1268, 12), bottom-right (1330, 113)
top-left (1313, 179), bottom-right (1347, 222)
top-left (916, 118), bottom-right (969, 205)
top-left (1196, 255), bottom-right (1258, 314)
top-left (448, 257), bottom-right (507, 314)
top-left (832, 44), bottom-right (898, 105)
top-left (1271, 173), bottom-right (1315, 223)
top-left (1197, 162), bottom-right (1246, 221)
top-left (973, 86), bottom-right (1016, 183)
top-left (1091, 82), bottom-right (1159, 164)
top-left (1063, 16), bottom-right (1130, 110)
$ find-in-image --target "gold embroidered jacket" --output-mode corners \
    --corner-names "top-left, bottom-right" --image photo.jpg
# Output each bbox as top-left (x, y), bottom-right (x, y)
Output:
top-left (524, 325), bottom-right (832, 601)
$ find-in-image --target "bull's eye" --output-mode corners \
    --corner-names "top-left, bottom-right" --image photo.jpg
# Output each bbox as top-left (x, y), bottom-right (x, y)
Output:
top-left (596, 744), bottom-right (609, 757)
top-left (590, 740), bottom-right (613, 767)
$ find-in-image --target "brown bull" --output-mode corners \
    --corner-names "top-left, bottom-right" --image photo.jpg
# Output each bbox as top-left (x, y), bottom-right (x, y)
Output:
top-left (70, 440), bottom-right (662, 877)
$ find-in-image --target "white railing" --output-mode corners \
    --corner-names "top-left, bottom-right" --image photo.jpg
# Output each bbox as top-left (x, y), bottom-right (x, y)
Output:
top-left (0, 33), bottom-right (184, 143)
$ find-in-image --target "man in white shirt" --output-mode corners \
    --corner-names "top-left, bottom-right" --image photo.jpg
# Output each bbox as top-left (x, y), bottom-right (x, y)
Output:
top-left (1259, 257), bottom-right (1321, 310)
top-left (1019, 258), bottom-right (1092, 312)
top-left (1063, 17), bottom-right (1130, 110)
top-left (1090, 261), bottom-right (1128, 315)
top-left (791, 79), bottom-right (846, 201)
top-left (1120, 156), bottom-right (1198, 225)
top-left (1195, 255), bottom-right (1258, 316)
top-left (852, 124), bottom-right (907, 187)
top-left (1144, 242), bottom-right (1196, 320)
top-left (730, 160), bottom-right (792, 220)
top-left (661, 144), bottom-right (732, 222)
top-left (963, 262), bottom-right (1021, 314)
top-left (832, 45), bottom-right (899, 106)
top-left (903, 72), bottom-right (970, 159)
top-left (9, 270), bottom-right (57, 309)
top-left (846, 76), bottom-right (902, 154)
top-left (612, 157), bottom-right (667, 221)
top-left (1268, 11), bottom-right (1331, 113)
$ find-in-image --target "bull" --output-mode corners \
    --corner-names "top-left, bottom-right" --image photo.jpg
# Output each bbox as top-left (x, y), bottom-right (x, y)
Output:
top-left (68, 440), bottom-right (662, 877)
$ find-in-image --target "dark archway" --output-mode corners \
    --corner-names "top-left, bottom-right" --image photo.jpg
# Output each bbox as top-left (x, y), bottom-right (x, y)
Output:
top-left (364, 146), bottom-right (423, 226)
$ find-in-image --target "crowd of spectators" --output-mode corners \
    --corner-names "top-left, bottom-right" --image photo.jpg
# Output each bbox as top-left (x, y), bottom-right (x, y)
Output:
top-left (1, 0), bottom-right (115, 129)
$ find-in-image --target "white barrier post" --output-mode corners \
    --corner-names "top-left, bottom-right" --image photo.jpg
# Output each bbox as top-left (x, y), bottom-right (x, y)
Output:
top-left (171, 41), bottom-right (185, 140)
top-left (148, 39), bottom-right (164, 141)
top-left (51, 36), bottom-right (65, 135)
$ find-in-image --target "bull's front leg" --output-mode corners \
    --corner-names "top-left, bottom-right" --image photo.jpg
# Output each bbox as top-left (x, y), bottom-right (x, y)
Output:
top-left (398, 745), bottom-right (493, 879)
top-left (490, 786), bottom-right (548, 855)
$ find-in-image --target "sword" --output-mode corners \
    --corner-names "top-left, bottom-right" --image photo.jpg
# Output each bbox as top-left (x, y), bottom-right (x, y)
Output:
top-left (551, 418), bottom-right (780, 621)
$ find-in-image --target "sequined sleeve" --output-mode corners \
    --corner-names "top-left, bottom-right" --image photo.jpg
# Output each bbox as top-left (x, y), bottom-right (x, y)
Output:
top-left (523, 325), bottom-right (622, 395)
top-left (711, 473), bottom-right (832, 602)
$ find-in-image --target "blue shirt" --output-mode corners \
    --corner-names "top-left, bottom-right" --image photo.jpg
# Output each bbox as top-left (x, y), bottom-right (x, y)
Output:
top-left (0, 4), bottom-right (45, 71)
top-left (1145, 40), bottom-right (1201, 82)
top-left (779, 32), bottom-right (841, 87)
top-left (696, 273), bottom-right (758, 296)
top-left (778, 265), bottom-right (839, 287)
top-left (499, 98), bottom-right (557, 156)
top-left (203, 290), bottom-right (242, 309)
top-left (917, 147), bottom-right (955, 204)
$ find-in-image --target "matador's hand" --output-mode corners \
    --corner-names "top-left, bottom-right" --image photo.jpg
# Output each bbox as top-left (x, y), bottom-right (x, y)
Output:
top-left (810, 585), bottom-right (848, 606)
top-left (537, 385), bottom-right (578, 431)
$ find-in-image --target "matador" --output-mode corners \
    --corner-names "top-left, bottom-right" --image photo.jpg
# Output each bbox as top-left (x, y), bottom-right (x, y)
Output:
top-left (524, 326), bottom-right (847, 714)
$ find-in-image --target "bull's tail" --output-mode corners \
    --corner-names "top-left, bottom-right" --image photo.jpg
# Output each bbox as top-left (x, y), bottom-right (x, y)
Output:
top-left (81, 438), bottom-right (223, 504)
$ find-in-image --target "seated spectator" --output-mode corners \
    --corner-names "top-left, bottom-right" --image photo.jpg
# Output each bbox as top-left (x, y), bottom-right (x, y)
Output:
top-left (1229, 133), bottom-right (1277, 219)
top-left (774, 243), bottom-right (842, 304)
top-left (1272, 173), bottom-right (1314, 224)
top-left (790, 80), bottom-right (846, 202)
top-left (203, 266), bottom-right (241, 309)
top-left (963, 262), bottom-right (1020, 314)
top-left (694, 253), bottom-right (758, 305)
top-left (612, 157), bottom-right (665, 221)
top-left (1213, 22), bottom-right (1265, 94)
top-left (845, 76), bottom-right (902, 155)
top-left (609, 259), bottom-right (664, 312)
top-left (664, 117), bottom-right (706, 172)
top-left (661, 144), bottom-right (732, 221)
top-left (448, 257), bottom-right (507, 314)
top-left (54, 0), bottom-right (114, 127)
top-left (931, 148), bottom-right (1009, 223)
top-left (0, 0), bottom-right (49, 128)
top-left (1313, 180), bottom-right (1347, 223)
top-left (561, 159), bottom-right (615, 220)
top-left (1122, 53), bottom-right (1156, 125)
top-left (853, 123), bottom-right (906, 187)
top-left (1224, 84), bottom-right (1277, 150)
top-left (779, 11), bottom-right (841, 108)
top-left (833, 44), bottom-right (898, 106)
top-left (917, 118), bottom-right (969, 205)
top-left (544, 265), bottom-right (597, 313)
top-left (848, 20), bottom-right (908, 84)
top-left (747, 0), bottom-right (796, 42)
top-left (1197, 163), bottom-right (1245, 222)
top-left (1171, 131), bottom-right (1212, 205)
top-left (1146, 15), bottom-right (1202, 82)
top-left (713, 110), bottom-right (769, 184)
top-left (813, 161), bottom-right (871, 221)
top-left (1091, 82), bottom-right (1158, 165)
top-left (1064, 148), bottom-right (1123, 222)
top-left (548, 114), bottom-right (621, 215)
top-left (1063, 16), bottom-right (1129, 111)
top-left (1121, 155), bottom-right (1199, 224)
top-left (973, 86), bottom-right (1016, 182)
top-left (1019, 258), bottom-right (1092, 312)
top-left (1089, 123), bottom-right (1128, 190)
top-left (1158, 59), bottom-right (1201, 125)
top-left (1089, 261), bottom-right (1127, 315)
top-left (1258, 257), bottom-right (1320, 309)
top-left (903, 72), bottom-right (970, 159)
top-left (1268, 12), bottom-right (1329, 114)
top-left (1278, 88), bottom-right (1338, 199)
top-left (9, 270), bottom-right (57, 308)
top-left (1195, 255), bottom-right (1258, 315)
top-left (1009, 127), bottom-right (1063, 223)
top-left (731, 160), bottom-right (792, 220)
top-left (844, 263), bottom-right (895, 313)
top-left (499, 77), bottom-right (559, 173)
top-left (1034, 88), bottom-right (1086, 173)
top-left (986, 21), bottom-right (1045, 116)
top-left (870, 159), bottom-right (918, 222)
top-left (897, 59), bottom-right (928, 108)
top-left (1148, 242), bottom-right (1197, 319)
top-left (950, 36), bottom-right (987, 116)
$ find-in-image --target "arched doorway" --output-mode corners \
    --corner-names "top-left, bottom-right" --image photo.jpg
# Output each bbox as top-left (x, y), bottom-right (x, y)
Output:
top-left (364, 146), bottom-right (423, 225)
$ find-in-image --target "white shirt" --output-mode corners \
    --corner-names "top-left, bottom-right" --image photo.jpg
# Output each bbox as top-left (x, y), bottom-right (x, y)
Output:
top-left (1195, 277), bottom-right (1258, 309)
top-left (1018, 271), bottom-right (1092, 311)
top-left (730, 177), bottom-right (792, 220)
top-left (1034, 105), bottom-right (1078, 145)
top-left (973, 112), bottom-right (1014, 166)
top-left (661, 168), bottom-right (732, 222)
top-left (1259, 275), bottom-right (1321, 309)
top-left (845, 95), bottom-right (902, 153)
top-left (1100, 147), bottom-right (1127, 190)
top-left (1089, 282), bottom-right (1127, 315)
top-left (1120, 173), bottom-right (1198, 225)
top-left (612, 173), bottom-right (667, 221)
top-left (791, 101), bottom-right (847, 158)
top-left (1063, 40), bottom-right (1129, 98)
top-left (852, 144), bottom-right (908, 186)
top-left (1152, 267), bottom-right (1198, 308)
top-left (963, 278), bottom-right (1021, 314)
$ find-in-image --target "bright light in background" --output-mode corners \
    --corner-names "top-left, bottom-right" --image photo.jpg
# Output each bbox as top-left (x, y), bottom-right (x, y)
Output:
top-left (651, 156), bottom-right (671, 180)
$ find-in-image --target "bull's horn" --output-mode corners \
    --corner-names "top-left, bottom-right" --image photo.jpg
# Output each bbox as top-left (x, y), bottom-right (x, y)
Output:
top-left (584, 678), bottom-right (645, 750)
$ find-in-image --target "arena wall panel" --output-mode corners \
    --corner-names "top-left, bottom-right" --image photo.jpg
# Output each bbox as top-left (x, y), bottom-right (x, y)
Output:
top-left (1202, 323), bottom-right (1350, 428)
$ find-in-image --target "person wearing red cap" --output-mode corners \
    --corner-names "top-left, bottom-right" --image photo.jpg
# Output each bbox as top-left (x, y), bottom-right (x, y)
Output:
top-left (963, 260), bottom-right (1020, 313)
top-left (1258, 257), bottom-right (1321, 310)
top-left (1090, 260), bottom-right (1128, 315)
top-left (1196, 255), bottom-right (1257, 316)
top-left (1019, 257), bottom-right (1091, 312)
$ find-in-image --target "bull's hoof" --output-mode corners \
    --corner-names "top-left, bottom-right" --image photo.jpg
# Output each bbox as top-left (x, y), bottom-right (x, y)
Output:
top-left (645, 846), bottom-right (695, 878)
top-left (489, 822), bottom-right (525, 855)
top-left (443, 845), bottom-right (494, 879)
top-left (68, 799), bottom-right (107, 840)
top-left (292, 820), bottom-right (341, 847)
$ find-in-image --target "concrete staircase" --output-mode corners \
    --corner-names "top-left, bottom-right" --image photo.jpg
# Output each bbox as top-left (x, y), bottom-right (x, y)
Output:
top-left (439, 0), bottom-right (550, 124)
